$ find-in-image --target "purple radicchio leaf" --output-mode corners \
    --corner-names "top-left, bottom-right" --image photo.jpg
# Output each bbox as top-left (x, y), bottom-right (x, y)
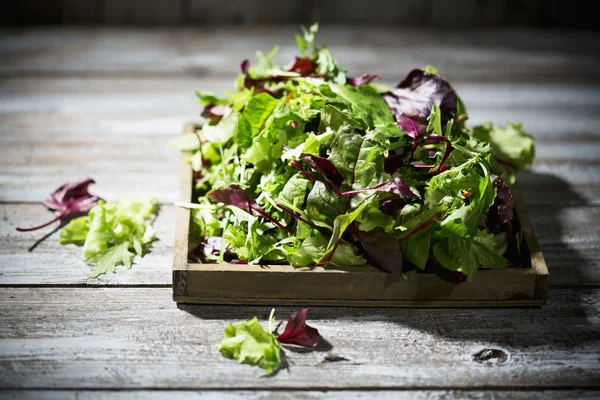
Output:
top-left (480, 175), bottom-right (515, 233)
top-left (201, 104), bottom-right (231, 124)
top-left (399, 115), bottom-right (427, 162)
top-left (382, 69), bottom-right (458, 125)
top-left (285, 57), bottom-right (317, 74)
top-left (277, 308), bottom-right (322, 347)
top-left (207, 184), bottom-right (293, 234)
top-left (336, 177), bottom-right (417, 198)
top-left (16, 178), bottom-right (100, 232)
top-left (355, 228), bottom-right (403, 274)
top-left (346, 73), bottom-right (381, 86)
top-left (299, 154), bottom-right (345, 191)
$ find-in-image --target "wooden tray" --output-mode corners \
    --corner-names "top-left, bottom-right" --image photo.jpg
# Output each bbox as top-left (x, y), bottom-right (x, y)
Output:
top-left (173, 124), bottom-right (548, 307)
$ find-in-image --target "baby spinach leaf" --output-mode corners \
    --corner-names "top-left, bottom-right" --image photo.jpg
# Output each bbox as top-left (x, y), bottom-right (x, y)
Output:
top-left (235, 92), bottom-right (280, 149)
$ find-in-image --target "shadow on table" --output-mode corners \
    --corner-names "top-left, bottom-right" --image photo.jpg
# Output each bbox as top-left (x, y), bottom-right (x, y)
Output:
top-left (178, 172), bottom-right (595, 361)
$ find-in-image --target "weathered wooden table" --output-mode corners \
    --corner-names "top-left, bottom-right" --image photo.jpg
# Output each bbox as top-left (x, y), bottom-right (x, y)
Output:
top-left (1, 26), bottom-right (599, 399)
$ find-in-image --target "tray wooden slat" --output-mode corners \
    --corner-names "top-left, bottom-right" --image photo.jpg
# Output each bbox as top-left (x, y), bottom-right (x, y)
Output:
top-left (172, 125), bottom-right (548, 307)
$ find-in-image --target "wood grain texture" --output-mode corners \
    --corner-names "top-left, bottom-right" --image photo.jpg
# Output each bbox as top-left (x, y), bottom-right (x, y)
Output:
top-left (1, 28), bottom-right (599, 83)
top-left (0, 204), bottom-right (175, 286)
top-left (0, 287), bottom-right (599, 389)
top-left (1, 204), bottom-right (598, 287)
top-left (2, 390), bottom-right (599, 399)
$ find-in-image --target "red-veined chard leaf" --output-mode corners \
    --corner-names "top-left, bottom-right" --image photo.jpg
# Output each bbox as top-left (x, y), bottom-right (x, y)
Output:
top-left (16, 178), bottom-right (99, 232)
top-left (337, 176), bottom-right (417, 198)
top-left (299, 154), bottom-right (344, 191)
top-left (208, 184), bottom-right (292, 234)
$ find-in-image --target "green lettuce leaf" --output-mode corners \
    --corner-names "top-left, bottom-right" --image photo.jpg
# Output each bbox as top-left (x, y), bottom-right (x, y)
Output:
top-left (470, 123), bottom-right (535, 184)
top-left (217, 312), bottom-right (282, 373)
top-left (59, 198), bottom-right (159, 277)
top-left (59, 217), bottom-right (89, 246)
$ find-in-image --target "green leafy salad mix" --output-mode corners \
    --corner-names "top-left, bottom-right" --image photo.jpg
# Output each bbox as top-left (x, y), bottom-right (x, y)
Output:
top-left (170, 24), bottom-right (535, 282)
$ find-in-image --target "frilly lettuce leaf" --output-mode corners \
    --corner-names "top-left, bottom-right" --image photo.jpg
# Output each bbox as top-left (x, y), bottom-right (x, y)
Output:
top-left (59, 198), bottom-right (158, 277)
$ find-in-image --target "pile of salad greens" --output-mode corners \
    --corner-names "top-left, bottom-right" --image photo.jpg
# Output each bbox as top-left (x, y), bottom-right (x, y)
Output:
top-left (170, 24), bottom-right (535, 282)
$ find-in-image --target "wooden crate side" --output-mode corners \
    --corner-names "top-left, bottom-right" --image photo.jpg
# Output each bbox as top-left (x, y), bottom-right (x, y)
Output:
top-left (179, 265), bottom-right (537, 304)
top-left (172, 124), bottom-right (194, 298)
top-left (172, 296), bottom-right (546, 308)
top-left (512, 183), bottom-right (549, 304)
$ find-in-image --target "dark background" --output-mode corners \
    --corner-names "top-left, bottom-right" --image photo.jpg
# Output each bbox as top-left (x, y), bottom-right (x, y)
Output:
top-left (2, 0), bottom-right (597, 29)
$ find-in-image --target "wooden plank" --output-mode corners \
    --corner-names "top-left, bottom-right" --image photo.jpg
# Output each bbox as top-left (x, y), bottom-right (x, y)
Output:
top-left (0, 204), bottom-right (175, 286)
top-left (0, 287), bottom-right (599, 389)
top-left (2, 390), bottom-right (600, 399)
top-left (1, 204), bottom-right (598, 287)
top-left (1, 28), bottom-right (599, 84)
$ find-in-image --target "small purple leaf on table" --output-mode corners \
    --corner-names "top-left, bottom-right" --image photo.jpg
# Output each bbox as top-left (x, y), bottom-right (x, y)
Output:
top-left (16, 178), bottom-right (99, 232)
top-left (277, 308), bottom-right (321, 347)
